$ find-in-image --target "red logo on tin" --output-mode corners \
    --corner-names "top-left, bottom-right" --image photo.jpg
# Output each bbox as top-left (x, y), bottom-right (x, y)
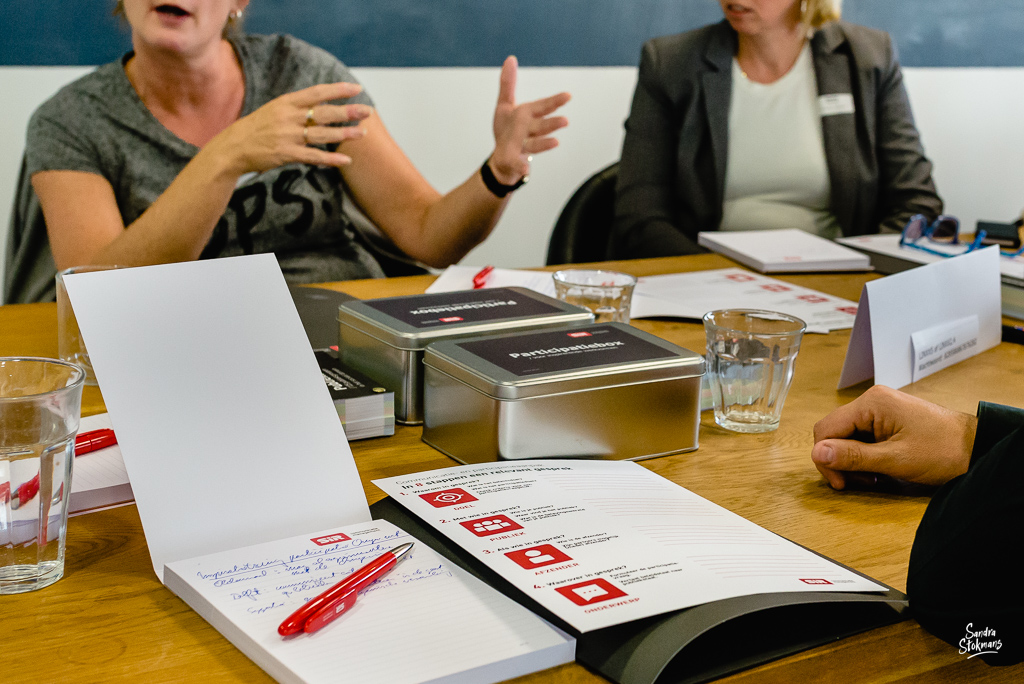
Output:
top-left (556, 578), bottom-right (627, 605)
top-left (797, 294), bottom-right (828, 303)
top-left (799, 578), bottom-right (833, 585)
top-left (460, 515), bottom-right (524, 537)
top-left (837, 306), bottom-right (858, 315)
top-left (726, 273), bottom-right (756, 282)
top-left (420, 488), bottom-right (478, 508)
top-left (761, 284), bottom-right (791, 293)
top-left (439, 316), bottom-right (464, 322)
top-left (311, 533), bottom-right (352, 546)
top-left (567, 332), bottom-right (593, 338)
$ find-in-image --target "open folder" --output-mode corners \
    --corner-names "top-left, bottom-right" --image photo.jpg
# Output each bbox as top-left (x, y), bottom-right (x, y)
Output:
top-left (372, 461), bottom-right (909, 684)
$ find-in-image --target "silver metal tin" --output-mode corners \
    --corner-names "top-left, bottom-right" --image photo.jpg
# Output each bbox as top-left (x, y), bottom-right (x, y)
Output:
top-left (422, 323), bottom-right (704, 462)
top-left (338, 287), bottom-right (594, 424)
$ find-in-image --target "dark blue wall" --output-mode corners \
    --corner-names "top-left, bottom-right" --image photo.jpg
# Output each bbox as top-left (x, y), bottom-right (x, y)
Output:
top-left (2, 0), bottom-right (1022, 67)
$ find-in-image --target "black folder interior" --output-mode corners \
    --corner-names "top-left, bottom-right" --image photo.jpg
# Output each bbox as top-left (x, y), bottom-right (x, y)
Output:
top-left (371, 497), bottom-right (910, 684)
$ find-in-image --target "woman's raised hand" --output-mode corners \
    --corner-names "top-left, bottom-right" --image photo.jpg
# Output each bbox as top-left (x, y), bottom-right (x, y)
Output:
top-left (489, 56), bottom-right (571, 185)
top-left (215, 82), bottom-right (373, 175)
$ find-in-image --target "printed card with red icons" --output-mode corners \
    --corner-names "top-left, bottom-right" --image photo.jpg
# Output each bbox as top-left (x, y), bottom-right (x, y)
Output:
top-left (630, 268), bottom-right (858, 334)
top-left (374, 461), bottom-right (884, 632)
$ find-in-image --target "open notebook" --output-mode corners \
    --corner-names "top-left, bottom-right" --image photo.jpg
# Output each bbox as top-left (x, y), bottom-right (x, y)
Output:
top-left (165, 520), bottom-right (574, 684)
top-left (61, 255), bottom-right (574, 684)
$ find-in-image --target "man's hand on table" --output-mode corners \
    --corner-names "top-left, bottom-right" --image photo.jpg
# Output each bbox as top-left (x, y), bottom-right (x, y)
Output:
top-left (811, 385), bottom-right (977, 490)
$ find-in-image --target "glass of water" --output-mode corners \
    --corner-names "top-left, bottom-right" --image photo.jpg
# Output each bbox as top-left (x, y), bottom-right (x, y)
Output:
top-left (552, 269), bottom-right (637, 323)
top-left (1, 357), bottom-right (84, 593)
top-left (703, 310), bottom-right (806, 433)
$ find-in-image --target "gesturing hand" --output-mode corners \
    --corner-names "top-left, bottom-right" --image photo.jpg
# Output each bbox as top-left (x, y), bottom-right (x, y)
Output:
top-left (489, 56), bottom-right (571, 186)
top-left (811, 385), bottom-right (977, 490)
top-left (215, 81), bottom-right (373, 175)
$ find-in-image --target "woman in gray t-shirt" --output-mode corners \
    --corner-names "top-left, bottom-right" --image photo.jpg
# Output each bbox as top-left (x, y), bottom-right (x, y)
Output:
top-left (13, 0), bottom-right (569, 300)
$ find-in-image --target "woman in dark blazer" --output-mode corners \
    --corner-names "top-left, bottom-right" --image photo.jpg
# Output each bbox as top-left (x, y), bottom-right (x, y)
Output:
top-left (610, 0), bottom-right (942, 258)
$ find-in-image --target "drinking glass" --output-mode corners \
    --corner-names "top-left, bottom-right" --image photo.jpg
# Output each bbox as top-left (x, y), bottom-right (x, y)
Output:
top-left (1, 357), bottom-right (85, 593)
top-left (703, 310), bottom-right (805, 433)
top-left (552, 269), bottom-right (637, 323)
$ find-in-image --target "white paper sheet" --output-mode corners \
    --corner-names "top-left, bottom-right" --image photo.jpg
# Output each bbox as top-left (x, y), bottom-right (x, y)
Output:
top-left (426, 265), bottom-right (558, 298)
top-left (838, 247), bottom-right (1002, 389)
top-left (69, 413), bottom-right (133, 515)
top-left (62, 255), bottom-right (370, 581)
top-left (426, 266), bottom-right (859, 334)
top-left (165, 520), bottom-right (574, 684)
top-left (374, 461), bottom-right (884, 633)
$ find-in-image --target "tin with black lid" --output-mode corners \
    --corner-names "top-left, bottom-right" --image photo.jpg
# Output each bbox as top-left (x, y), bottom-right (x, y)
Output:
top-left (338, 287), bottom-right (594, 424)
top-left (422, 322), bottom-right (704, 462)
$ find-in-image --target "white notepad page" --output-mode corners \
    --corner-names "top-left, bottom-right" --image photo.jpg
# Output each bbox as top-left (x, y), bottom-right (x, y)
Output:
top-left (69, 413), bottom-right (133, 515)
top-left (62, 255), bottom-right (371, 581)
top-left (164, 520), bottom-right (574, 684)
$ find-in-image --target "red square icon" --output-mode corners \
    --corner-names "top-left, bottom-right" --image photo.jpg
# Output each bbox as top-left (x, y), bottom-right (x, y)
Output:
top-left (419, 488), bottom-right (478, 508)
top-left (310, 533), bottom-right (351, 547)
top-left (505, 545), bottom-right (573, 569)
top-left (555, 578), bottom-right (627, 606)
top-left (799, 578), bottom-right (833, 585)
top-left (460, 515), bottom-right (523, 537)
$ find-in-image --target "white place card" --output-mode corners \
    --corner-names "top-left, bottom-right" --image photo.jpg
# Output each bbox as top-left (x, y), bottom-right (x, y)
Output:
top-left (838, 247), bottom-right (1002, 389)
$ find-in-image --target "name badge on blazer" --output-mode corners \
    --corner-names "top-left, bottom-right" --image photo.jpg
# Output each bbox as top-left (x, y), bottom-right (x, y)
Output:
top-left (818, 93), bottom-right (855, 117)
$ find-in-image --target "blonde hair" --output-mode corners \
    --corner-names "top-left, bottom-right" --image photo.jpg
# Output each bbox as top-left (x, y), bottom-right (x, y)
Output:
top-left (803, 0), bottom-right (842, 29)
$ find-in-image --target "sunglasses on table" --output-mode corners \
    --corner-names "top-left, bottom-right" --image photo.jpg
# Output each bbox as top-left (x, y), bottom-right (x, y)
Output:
top-left (899, 214), bottom-right (1024, 259)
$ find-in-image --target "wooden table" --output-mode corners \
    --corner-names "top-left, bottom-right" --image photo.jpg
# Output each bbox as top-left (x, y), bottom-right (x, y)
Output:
top-left (2, 254), bottom-right (1021, 683)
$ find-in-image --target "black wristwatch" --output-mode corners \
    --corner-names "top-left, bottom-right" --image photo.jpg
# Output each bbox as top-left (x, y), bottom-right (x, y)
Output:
top-left (480, 158), bottom-right (528, 198)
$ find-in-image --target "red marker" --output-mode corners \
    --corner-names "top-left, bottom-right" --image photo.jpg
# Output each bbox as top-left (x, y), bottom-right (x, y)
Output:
top-left (0, 429), bottom-right (118, 510)
top-left (278, 542), bottom-right (414, 636)
top-left (472, 265), bottom-right (495, 289)
top-left (75, 428), bottom-right (117, 455)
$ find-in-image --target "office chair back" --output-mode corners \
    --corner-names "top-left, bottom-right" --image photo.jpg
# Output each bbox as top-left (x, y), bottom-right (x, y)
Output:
top-left (546, 162), bottom-right (619, 265)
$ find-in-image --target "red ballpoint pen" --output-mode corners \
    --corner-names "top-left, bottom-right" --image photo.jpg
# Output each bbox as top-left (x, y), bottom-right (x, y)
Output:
top-left (75, 428), bottom-right (117, 455)
top-left (278, 542), bottom-right (414, 636)
top-left (472, 265), bottom-right (495, 289)
top-left (0, 428), bottom-right (118, 510)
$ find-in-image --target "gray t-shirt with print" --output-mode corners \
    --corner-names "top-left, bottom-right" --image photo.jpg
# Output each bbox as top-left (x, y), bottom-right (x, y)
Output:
top-left (5, 33), bottom-right (384, 303)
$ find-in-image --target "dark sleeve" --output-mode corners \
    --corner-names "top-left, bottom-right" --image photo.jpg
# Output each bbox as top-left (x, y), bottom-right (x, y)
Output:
top-left (611, 41), bottom-right (703, 258)
top-left (871, 36), bottom-right (943, 233)
top-left (906, 402), bottom-right (1024, 666)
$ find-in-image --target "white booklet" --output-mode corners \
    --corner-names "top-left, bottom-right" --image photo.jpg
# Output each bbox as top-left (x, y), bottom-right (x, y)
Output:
top-left (698, 229), bottom-right (871, 273)
top-left (165, 520), bottom-right (574, 684)
top-left (837, 233), bottom-right (1024, 281)
top-left (632, 268), bottom-right (859, 333)
top-left (374, 461), bottom-right (884, 633)
top-left (69, 413), bottom-right (133, 516)
top-left (426, 266), bottom-right (858, 333)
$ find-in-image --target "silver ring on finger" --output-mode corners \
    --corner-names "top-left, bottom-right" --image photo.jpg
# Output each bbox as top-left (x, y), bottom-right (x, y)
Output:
top-left (303, 125), bottom-right (310, 146)
top-left (306, 106), bottom-right (316, 127)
